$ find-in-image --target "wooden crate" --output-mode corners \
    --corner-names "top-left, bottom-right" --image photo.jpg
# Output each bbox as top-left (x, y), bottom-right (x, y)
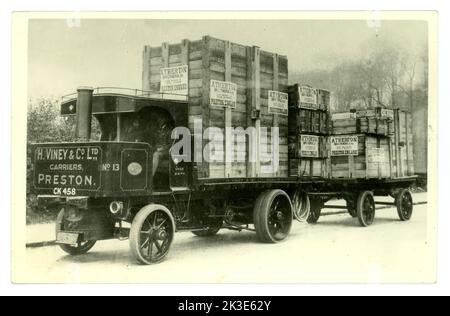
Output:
top-left (331, 109), bottom-right (394, 136)
top-left (142, 36), bottom-right (289, 179)
top-left (330, 134), bottom-right (393, 179)
top-left (288, 84), bottom-right (330, 112)
top-left (289, 158), bottom-right (330, 178)
top-left (289, 108), bottom-right (329, 135)
top-left (392, 109), bottom-right (414, 177)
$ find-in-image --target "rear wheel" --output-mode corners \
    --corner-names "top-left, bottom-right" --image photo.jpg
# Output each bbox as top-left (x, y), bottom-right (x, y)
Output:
top-left (396, 189), bottom-right (413, 221)
top-left (55, 209), bottom-right (96, 256)
top-left (291, 190), bottom-right (310, 222)
top-left (307, 199), bottom-right (323, 224)
top-left (356, 191), bottom-right (375, 227)
top-left (129, 205), bottom-right (175, 265)
top-left (346, 199), bottom-right (357, 218)
top-left (254, 190), bottom-right (293, 243)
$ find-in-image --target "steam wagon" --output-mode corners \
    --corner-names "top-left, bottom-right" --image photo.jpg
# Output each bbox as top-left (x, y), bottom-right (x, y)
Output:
top-left (29, 36), bottom-right (417, 264)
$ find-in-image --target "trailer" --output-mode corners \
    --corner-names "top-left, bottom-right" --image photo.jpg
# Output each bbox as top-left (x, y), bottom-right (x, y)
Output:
top-left (30, 87), bottom-right (416, 265)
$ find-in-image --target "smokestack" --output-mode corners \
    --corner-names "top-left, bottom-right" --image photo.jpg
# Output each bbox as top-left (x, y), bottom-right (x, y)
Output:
top-left (76, 87), bottom-right (94, 140)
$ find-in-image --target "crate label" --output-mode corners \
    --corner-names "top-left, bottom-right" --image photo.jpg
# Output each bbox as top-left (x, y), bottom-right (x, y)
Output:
top-left (330, 135), bottom-right (358, 156)
top-left (210, 80), bottom-right (237, 108)
top-left (331, 112), bottom-right (357, 121)
top-left (380, 109), bottom-right (394, 120)
top-left (300, 135), bottom-right (319, 157)
top-left (160, 65), bottom-right (189, 95)
top-left (356, 109), bottom-right (376, 118)
top-left (298, 86), bottom-right (318, 108)
top-left (268, 90), bottom-right (288, 115)
top-left (367, 147), bottom-right (386, 163)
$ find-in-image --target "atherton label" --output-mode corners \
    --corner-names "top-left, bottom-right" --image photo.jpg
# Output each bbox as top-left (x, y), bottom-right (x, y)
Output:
top-left (330, 135), bottom-right (359, 156)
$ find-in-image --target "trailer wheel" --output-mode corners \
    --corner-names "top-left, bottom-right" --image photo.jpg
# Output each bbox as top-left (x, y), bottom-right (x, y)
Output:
top-left (254, 190), bottom-right (293, 243)
top-left (356, 191), bottom-right (376, 227)
top-left (55, 209), bottom-right (96, 256)
top-left (396, 189), bottom-right (413, 221)
top-left (291, 190), bottom-right (310, 222)
top-left (129, 205), bottom-right (175, 265)
top-left (307, 199), bottom-right (323, 224)
top-left (346, 199), bottom-right (357, 218)
top-left (192, 219), bottom-right (223, 237)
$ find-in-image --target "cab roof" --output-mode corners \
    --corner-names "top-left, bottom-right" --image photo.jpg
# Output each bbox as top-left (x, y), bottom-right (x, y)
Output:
top-left (60, 87), bottom-right (189, 116)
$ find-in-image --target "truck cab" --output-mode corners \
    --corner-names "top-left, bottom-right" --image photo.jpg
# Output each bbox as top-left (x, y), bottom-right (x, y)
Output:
top-left (30, 87), bottom-right (193, 260)
top-left (32, 87), bottom-right (190, 197)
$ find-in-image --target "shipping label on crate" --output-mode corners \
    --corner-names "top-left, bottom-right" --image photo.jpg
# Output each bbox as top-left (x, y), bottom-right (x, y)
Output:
top-left (298, 86), bottom-right (318, 109)
top-left (268, 90), bottom-right (288, 115)
top-left (380, 109), bottom-right (394, 120)
top-left (331, 112), bottom-right (357, 121)
top-left (367, 147), bottom-right (386, 163)
top-left (300, 135), bottom-right (319, 157)
top-left (160, 65), bottom-right (189, 95)
top-left (330, 135), bottom-right (359, 156)
top-left (356, 109), bottom-right (376, 118)
top-left (210, 80), bottom-right (237, 108)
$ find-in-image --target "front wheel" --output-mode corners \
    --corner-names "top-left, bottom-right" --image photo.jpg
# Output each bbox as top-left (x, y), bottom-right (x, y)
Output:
top-left (346, 198), bottom-right (357, 218)
top-left (254, 190), bottom-right (293, 243)
top-left (129, 205), bottom-right (175, 265)
top-left (396, 189), bottom-right (413, 221)
top-left (55, 210), bottom-right (96, 256)
top-left (307, 199), bottom-right (323, 224)
top-left (356, 191), bottom-right (376, 227)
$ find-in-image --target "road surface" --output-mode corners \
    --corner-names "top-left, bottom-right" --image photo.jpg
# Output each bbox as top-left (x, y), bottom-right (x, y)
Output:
top-left (21, 193), bottom-right (433, 283)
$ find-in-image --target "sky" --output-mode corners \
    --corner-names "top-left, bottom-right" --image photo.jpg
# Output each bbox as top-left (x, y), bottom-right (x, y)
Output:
top-left (28, 19), bottom-right (428, 99)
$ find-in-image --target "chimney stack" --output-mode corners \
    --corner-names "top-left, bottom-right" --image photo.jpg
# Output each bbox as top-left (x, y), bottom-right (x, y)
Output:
top-left (76, 87), bottom-right (94, 140)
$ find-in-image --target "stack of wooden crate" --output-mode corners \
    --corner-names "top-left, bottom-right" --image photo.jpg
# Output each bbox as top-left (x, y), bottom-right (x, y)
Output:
top-left (142, 36), bottom-right (289, 179)
top-left (329, 108), bottom-right (414, 179)
top-left (288, 85), bottom-right (330, 177)
top-left (331, 108), bottom-right (394, 136)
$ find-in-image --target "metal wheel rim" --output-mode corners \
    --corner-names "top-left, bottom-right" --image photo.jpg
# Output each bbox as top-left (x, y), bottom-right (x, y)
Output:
top-left (138, 210), bottom-right (173, 262)
top-left (267, 195), bottom-right (291, 241)
top-left (292, 191), bottom-right (309, 221)
top-left (74, 241), bottom-right (93, 249)
top-left (362, 195), bottom-right (375, 224)
top-left (400, 191), bottom-right (413, 219)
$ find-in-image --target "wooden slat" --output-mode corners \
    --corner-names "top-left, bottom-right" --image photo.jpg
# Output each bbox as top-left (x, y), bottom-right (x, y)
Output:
top-left (224, 40), bottom-right (232, 178)
top-left (272, 54), bottom-right (280, 176)
top-left (161, 42), bottom-right (169, 68)
top-left (200, 36), bottom-right (211, 178)
top-left (142, 46), bottom-right (151, 91)
top-left (181, 39), bottom-right (189, 65)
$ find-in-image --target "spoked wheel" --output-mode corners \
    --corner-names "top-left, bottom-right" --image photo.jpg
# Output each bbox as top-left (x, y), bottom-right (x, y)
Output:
top-left (291, 190), bottom-right (310, 222)
top-left (55, 209), bottom-right (96, 256)
top-left (346, 198), bottom-right (357, 218)
top-left (192, 218), bottom-right (223, 237)
top-left (307, 199), bottom-right (323, 224)
top-left (396, 189), bottom-right (414, 221)
top-left (356, 191), bottom-right (376, 227)
top-left (130, 205), bottom-right (175, 265)
top-left (254, 190), bottom-right (293, 243)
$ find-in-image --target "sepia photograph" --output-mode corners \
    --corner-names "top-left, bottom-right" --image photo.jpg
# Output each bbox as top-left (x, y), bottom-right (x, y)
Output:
top-left (11, 11), bottom-right (437, 284)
